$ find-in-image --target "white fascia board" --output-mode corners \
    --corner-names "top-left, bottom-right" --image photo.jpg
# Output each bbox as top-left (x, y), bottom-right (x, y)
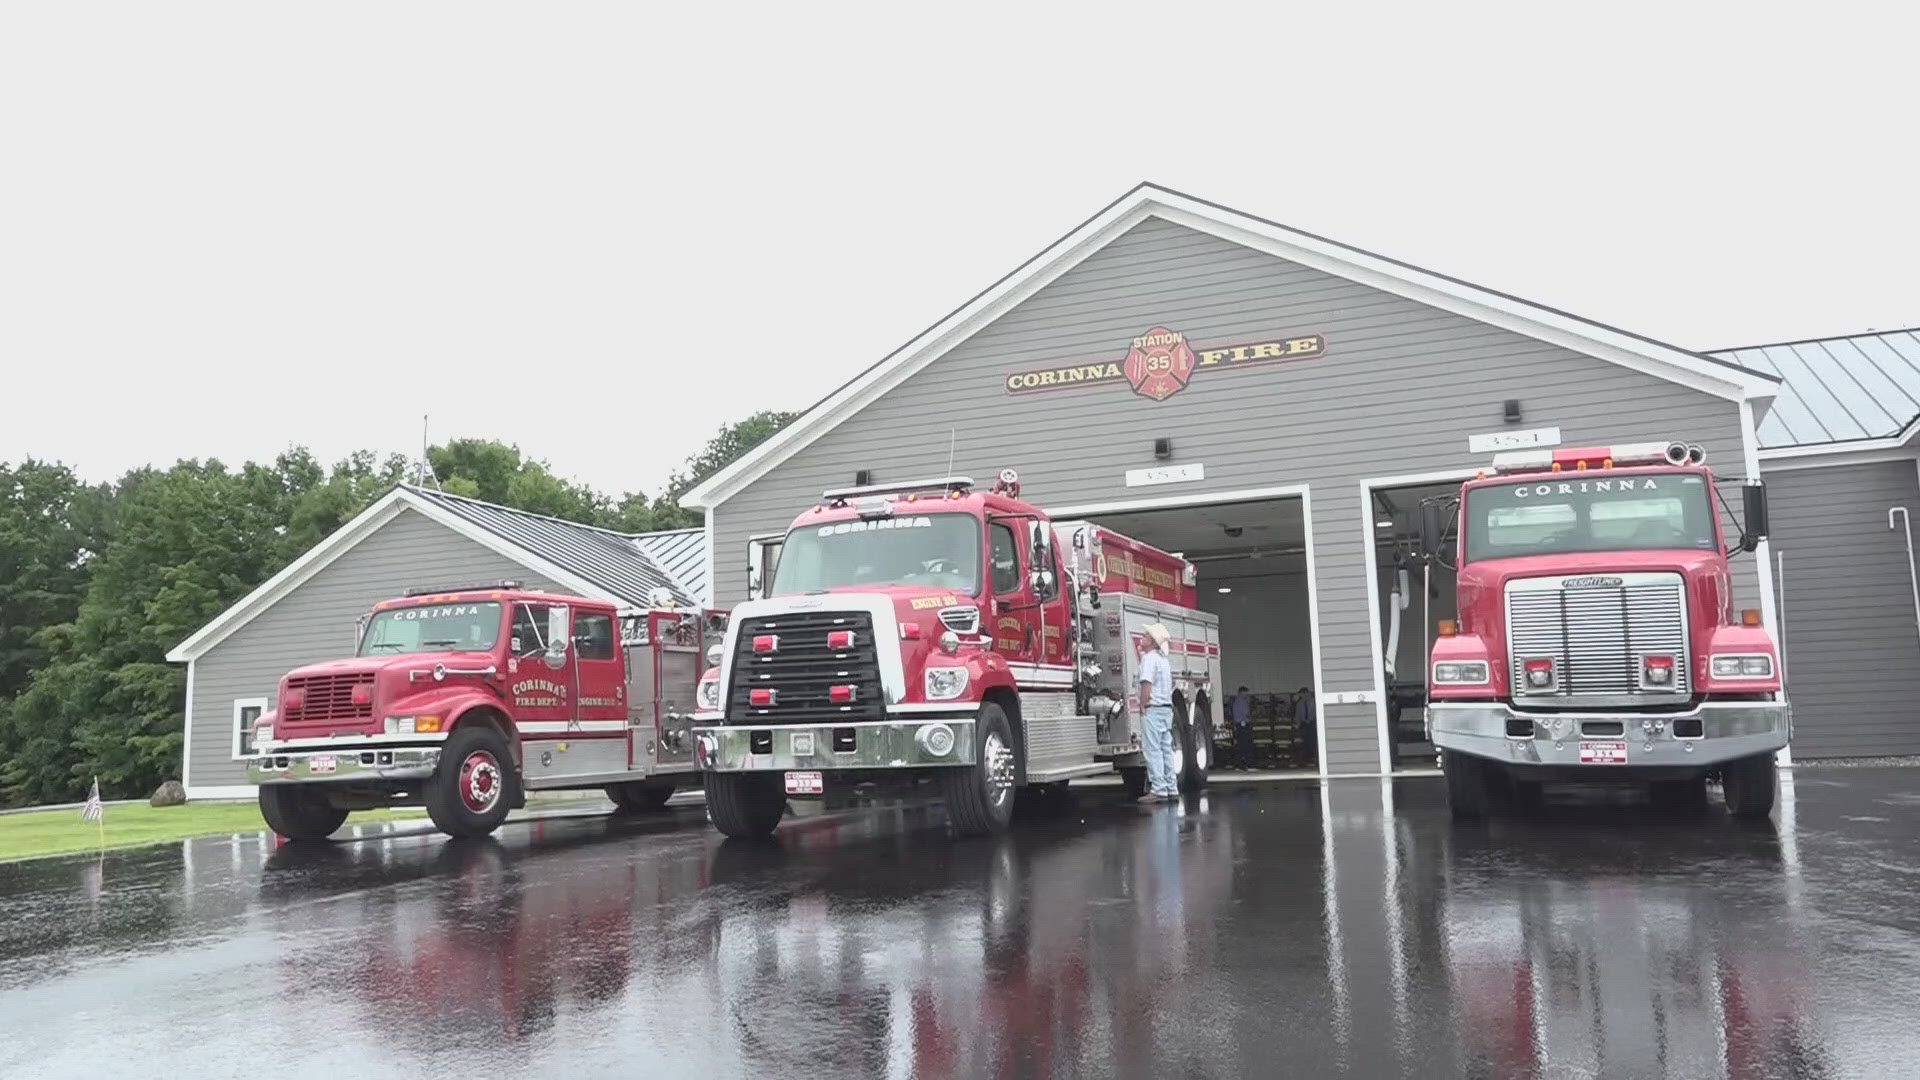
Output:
top-left (166, 489), bottom-right (412, 662)
top-left (1759, 442), bottom-right (1918, 471)
top-left (682, 185), bottom-right (1778, 510)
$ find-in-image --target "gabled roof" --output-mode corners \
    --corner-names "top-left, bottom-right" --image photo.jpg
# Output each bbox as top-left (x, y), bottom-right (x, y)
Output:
top-left (1710, 327), bottom-right (1920, 452)
top-left (682, 181), bottom-right (1780, 510)
top-left (167, 487), bottom-right (709, 663)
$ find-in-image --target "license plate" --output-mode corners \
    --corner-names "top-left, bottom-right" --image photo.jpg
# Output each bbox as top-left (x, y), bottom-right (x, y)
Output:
top-left (1579, 741), bottom-right (1628, 765)
top-left (310, 754), bottom-right (337, 774)
top-left (784, 770), bottom-right (823, 795)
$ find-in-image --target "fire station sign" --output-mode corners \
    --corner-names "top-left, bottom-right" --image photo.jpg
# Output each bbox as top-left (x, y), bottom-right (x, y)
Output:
top-left (1003, 325), bottom-right (1325, 401)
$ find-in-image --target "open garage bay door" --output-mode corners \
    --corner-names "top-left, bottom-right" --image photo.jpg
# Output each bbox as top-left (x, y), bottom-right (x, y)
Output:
top-left (1087, 496), bottom-right (1316, 772)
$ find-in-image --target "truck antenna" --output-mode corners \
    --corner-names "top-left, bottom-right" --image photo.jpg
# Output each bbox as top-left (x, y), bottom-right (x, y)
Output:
top-left (418, 414), bottom-right (440, 489)
top-left (946, 427), bottom-right (956, 477)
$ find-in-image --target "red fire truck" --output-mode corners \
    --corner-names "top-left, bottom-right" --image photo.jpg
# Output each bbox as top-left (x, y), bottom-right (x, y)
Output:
top-left (691, 471), bottom-right (1222, 837)
top-left (246, 583), bottom-right (725, 839)
top-left (1422, 440), bottom-right (1789, 818)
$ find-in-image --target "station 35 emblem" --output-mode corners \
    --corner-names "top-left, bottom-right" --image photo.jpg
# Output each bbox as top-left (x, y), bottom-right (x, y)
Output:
top-left (1123, 327), bottom-right (1197, 401)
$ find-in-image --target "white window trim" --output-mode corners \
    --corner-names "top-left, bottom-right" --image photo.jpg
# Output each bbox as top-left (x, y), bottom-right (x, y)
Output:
top-left (231, 697), bottom-right (268, 762)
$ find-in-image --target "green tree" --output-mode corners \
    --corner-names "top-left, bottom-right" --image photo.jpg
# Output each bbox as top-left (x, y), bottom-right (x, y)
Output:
top-left (644, 410), bottom-right (797, 530)
top-left (429, 439), bottom-right (607, 523)
top-left (0, 461), bottom-right (97, 703)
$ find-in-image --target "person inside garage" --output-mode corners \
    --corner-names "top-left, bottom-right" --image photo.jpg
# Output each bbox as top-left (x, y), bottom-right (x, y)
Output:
top-left (1137, 623), bottom-right (1177, 802)
top-left (1230, 685), bottom-right (1254, 769)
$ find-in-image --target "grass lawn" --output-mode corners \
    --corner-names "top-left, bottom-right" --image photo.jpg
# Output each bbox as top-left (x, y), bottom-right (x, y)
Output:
top-left (0, 802), bottom-right (424, 863)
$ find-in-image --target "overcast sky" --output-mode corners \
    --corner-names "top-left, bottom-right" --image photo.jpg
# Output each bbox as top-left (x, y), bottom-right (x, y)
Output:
top-left (3, 4), bottom-right (1912, 498)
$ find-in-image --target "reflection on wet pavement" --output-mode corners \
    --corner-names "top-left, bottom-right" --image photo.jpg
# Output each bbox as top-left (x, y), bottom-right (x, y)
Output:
top-left (1, 770), bottom-right (1917, 1078)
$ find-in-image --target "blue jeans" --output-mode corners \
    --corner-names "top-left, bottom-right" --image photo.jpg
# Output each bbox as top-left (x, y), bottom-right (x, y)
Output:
top-left (1142, 704), bottom-right (1177, 795)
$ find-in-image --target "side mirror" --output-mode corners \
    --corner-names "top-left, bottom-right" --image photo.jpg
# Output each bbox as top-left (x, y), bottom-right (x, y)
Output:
top-left (544, 605), bottom-right (570, 669)
top-left (1030, 569), bottom-right (1055, 596)
top-left (1420, 502), bottom-right (1447, 559)
top-left (1742, 483), bottom-right (1769, 551)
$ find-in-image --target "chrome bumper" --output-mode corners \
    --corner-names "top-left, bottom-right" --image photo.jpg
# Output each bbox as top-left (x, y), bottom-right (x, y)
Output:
top-left (247, 746), bottom-right (441, 785)
top-left (692, 716), bottom-right (977, 772)
top-left (1427, 700), bottom-right (1790, 769)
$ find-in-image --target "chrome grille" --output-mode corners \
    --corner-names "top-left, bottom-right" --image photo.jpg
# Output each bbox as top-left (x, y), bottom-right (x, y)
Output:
top-left (1505, 574), bottom-right (1688, 697)
top-left (728, 610), bottom-right (883, 724)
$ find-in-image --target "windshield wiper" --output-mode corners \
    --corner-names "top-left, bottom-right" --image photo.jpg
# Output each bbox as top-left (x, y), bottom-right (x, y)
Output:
top-left (365, 642), bottom-right (404, 653)
top-left (420, 639), bottom-right (462, 648)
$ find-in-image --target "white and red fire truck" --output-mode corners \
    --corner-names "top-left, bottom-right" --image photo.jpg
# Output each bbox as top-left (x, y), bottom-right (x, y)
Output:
top-left (691, 471), bottom-right (1223, 837)
top-left (246, 583), bottom-right (725, 839)
top-left (1422, 440), bottom-right (1790, 817)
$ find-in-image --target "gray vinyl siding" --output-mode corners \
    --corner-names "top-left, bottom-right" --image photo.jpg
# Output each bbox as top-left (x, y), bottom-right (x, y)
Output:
top-left (1766, 461), bottom-right (1920, 757)
top-left (713, 217), bottom-right (1750, 775)
top-left (187, 508), bottom-right (565, 791)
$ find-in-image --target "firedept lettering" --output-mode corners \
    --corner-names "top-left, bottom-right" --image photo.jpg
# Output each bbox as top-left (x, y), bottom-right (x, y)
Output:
top-left (1511, 478), bottom-right (1660, 498)
top-left (818, 517), bottom-right (934, 536)
top-left (1004, 326), bottom-right (1326, 401)
top-left (511, 678), bottom-right (569, 708)
top-left (910, 594), bottom-right (961, 610)
top-left (577, 696), bottom-right (619, 708)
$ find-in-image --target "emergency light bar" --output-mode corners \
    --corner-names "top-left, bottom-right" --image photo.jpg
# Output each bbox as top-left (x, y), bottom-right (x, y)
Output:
top-left (822, 476), bottom-right (974, 504)
top-left (1491, 441), bottom-right (1704, 475)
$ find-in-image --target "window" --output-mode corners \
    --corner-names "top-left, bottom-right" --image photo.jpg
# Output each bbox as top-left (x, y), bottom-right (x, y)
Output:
top-left (771, 513), bottom-right (983, 595)
top-left (511, 602), bottom-right (554, 657)
top-left (573, 612), bottom-right (615, 660)
top-left (232, 697), bottom-right (267, 761)
top-left (1464, 474), bottom-right (1716, 562)
top-left (990, 523), bottom-right (1021, 594)
top-left (358, 602), bottom-right (503, 657)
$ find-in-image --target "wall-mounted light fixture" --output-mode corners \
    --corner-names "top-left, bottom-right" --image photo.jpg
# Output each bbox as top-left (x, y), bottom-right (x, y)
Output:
top-left (1503, 399), bottom-right (1523, 423)
top-left (1153, 438), bottom-right (1173, 461)
top-left (854, 469), bottom-right (872, 486)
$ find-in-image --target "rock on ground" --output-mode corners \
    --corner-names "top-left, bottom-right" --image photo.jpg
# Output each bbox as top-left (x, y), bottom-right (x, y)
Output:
top-left (149, 780), bottom-right (187, 807)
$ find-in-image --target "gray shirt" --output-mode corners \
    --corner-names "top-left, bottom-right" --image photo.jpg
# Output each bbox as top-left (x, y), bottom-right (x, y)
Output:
top-left (1138, 648), bottom-right (1173, 706)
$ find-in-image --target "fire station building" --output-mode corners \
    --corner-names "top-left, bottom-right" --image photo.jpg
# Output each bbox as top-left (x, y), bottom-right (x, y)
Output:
top-left (682, 183), bottom-right (1920, 775)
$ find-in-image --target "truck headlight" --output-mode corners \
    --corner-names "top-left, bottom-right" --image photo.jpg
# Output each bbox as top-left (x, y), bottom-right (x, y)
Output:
top-left (1711, 655), bottom-right (1773, 678)
top-left (925, 666), bottom-right (969, 700)
top-left (1432, 661), bottom-right (1489, 684)
top-left (384, 716), bottom-right (415, 735)
top-left (696, 677), bottom-right (721, 711)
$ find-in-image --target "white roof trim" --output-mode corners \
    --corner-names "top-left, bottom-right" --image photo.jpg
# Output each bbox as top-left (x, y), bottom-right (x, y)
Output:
top-left (166, 489), bottom-right (627, 663)
top-left (682, 183), bottom-right (1779, 509)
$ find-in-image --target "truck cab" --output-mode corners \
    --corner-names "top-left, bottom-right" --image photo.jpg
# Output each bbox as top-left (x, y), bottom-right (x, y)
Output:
top-left (692, 471), bottom-right (1221, 838)
top-left (248, 583), bottom-right (725, 840)
top-left (1424, 441), bottom-right (1790, 818)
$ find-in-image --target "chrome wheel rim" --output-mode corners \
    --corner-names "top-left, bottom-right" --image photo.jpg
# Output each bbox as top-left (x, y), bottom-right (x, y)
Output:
top-left (1195, 728), bottom-right (1210, 773)
top-left (1170, 738), bottom-right (1185, 781)
top-left (983, 731), bottom-right (1015, 808)
top-left (460, 750), bottom-right (503, 814)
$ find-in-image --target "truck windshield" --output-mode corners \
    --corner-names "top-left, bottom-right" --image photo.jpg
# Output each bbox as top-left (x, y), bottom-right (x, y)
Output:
top-left (772, 513), bottom-right (981, 595)
top-left (1464, 473), bottom-right (1717, 562)
top-left (358, 602), bottom-right (504, 656)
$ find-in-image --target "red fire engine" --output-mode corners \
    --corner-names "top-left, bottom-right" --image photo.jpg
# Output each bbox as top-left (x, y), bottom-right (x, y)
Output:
top-left (246, 583), bottom-right (725, 839)
top-left (1422, 440), bottom-right (1789, 817)
top-left (691, 471), bottom-right (1223, 837)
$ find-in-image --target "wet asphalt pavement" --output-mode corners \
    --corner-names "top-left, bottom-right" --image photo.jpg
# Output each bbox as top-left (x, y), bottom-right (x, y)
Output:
top-left (2, 771), bottom-right (1918, 1080)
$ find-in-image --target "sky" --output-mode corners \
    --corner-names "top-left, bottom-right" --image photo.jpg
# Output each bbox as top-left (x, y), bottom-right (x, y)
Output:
top-left (2, 3), bottom-right (1913, 499)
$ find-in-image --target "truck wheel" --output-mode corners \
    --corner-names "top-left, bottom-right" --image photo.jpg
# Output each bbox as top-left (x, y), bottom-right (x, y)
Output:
top-left (1120, 767), bottom-right (1149, 799)
top-left (258, 784), bottom-right (348, 841)
top-left (943, 702), bottom-right (1018, 836)
top-left (703, 772), bottom-right (786, 838)
top-left (606, 779), bottom-right (676, 813)
top-left (1178, 702), bottom-right (1212, 791)
top-left (425, 725), bottom-right (517, 839)
top-left (1442, 750), bottom-right (1489, 820)
top-left (1720, 754), bottom-right (1777, 819)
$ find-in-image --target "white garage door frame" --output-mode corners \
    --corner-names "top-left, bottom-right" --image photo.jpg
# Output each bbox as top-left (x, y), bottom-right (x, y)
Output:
top-left (1048, 483), bottom-right (1326, 780)
top-left (1358, 468), bottom-right (1480, 774)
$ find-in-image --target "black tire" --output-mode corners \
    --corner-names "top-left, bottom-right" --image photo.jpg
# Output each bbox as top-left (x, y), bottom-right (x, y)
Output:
top-left (1120, 767), bottom-right (1149, 799)
top-left (1179, 700), bottom-right (1213, 792)
top-left (606, 779), bottom-right (676, 813)
top-left (1651, 777), bottom-right (1709, 811)
top-left (425, 724), bottom-right (518, 839)
top-left (703, 772), bottom-right (786, 838)
top-left (1442, 750), bottom-right (1490, 820)
top-left (258, 783), bottom-right (348, 841)
top-left (943, 701), bottom-right (1019, 836)
top-left (1720, 754), bottom-right (1777, 819)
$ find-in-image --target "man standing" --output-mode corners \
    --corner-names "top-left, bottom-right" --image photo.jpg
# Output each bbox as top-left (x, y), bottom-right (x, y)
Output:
top-left (1230, 685), bottom-right (1255, 770)
top-left (1137, 623), bottom-right (1178, 802)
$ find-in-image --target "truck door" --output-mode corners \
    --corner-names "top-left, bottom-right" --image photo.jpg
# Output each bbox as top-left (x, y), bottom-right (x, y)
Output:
top-left (508, 601), bottom-right (575, 727)
top-left (570, 607), bottom-right (624, 730)
top-left (986, 518), bottom-right (1039, 665)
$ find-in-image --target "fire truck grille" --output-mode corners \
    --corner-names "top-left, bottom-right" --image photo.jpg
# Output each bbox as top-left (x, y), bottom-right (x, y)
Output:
top-left (284, 673), bottom-right (376, 722)
top-left (1506, 575), bottom-right (1689, 697)
top-left (729, 611), bottom-right (884, 724)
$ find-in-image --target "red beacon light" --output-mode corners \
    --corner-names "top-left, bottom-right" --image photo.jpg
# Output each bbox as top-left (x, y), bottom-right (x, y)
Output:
top-left (1490, 441), bottom-right (1705, 475)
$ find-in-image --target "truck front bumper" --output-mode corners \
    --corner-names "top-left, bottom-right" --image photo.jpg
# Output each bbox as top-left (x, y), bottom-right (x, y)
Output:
top-left (247, 746), bottom-right (441, 786)
top-left (692, 716), bottom-right (977, 772)
top-left (1427, 700), bottom-right (1789, 770)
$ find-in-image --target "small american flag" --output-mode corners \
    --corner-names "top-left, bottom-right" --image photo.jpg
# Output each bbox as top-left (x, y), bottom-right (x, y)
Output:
top-left (81, 777), bottom-right (104, 823)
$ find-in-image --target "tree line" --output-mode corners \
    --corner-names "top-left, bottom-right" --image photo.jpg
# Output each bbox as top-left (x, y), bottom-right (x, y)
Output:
top-left (0, 411), bottom-right (792, 807)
